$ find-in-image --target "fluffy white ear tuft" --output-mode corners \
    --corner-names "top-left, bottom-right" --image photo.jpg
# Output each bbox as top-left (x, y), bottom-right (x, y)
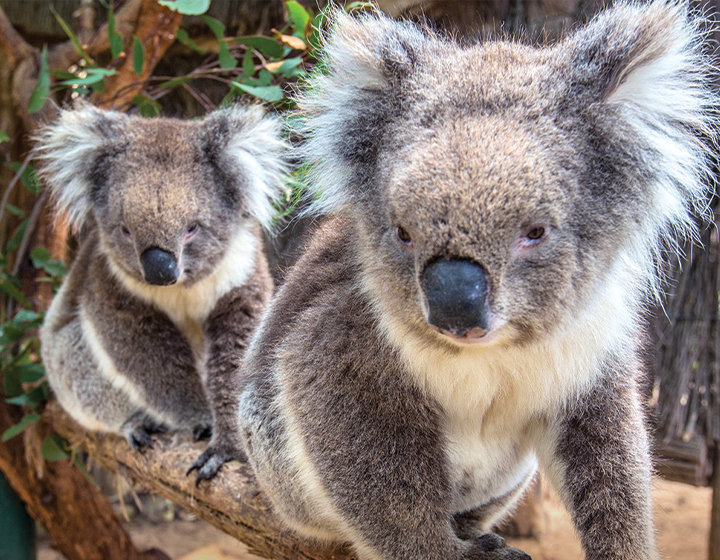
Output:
top-left (565, 0), bottom-right (717, 297)
top-left (211, 105), bottom-right (288, 229)
top-left (34, 104), bottom-right (128, 231)
top-left (297, 10), bottom-right (427, 215)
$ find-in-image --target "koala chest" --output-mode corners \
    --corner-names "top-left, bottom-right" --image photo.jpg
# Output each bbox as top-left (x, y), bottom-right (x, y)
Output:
top-left (444, 412), bottom-right (537, 514)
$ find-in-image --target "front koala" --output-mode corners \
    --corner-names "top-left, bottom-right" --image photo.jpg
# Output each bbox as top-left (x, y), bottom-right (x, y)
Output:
top-left (36, 104), bottom-right (285, 453)
top-left (221, 2), bottom-right (715, 560)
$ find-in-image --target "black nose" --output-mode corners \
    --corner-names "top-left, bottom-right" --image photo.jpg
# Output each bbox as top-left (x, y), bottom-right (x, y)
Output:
top-left (423, 259), bottom-right (489, 338)
top-left (141, 247), bottom-right (178, 286)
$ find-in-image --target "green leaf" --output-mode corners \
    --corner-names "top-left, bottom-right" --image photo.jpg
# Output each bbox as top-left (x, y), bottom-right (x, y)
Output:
top-left (6, 385), bottom-right (48, 409)
top-left (257, 69), bottom-right (272, 86)
top-left (233, 83), bottom-right (284, 102)
top-left (218, 41), bottom-right (237, 70)
top-left (52, 8), bottom-right (92, 65)
top-left (13, 364), bottom-right (45, 384)
top-left (6, 218), bottom-right (29, 253)
top-left (131, 95), bottom-right (161, 118)
top-left (1, 414), bottom-right (40, 442)
top-left (28, 46), bottom-right (50, 114)
top-left (73, 455), bottom-right (98, 487)
top-left (59, 74), bottom-right (106, 86)
top-left (158, 0), bottom-right (210, 15)
top-left (30, 247), bottom-right (68, 279)
top-left (5, 204), bottom-right (24, 218)
top-left (8, 163), bottom-right (41, 195)
top-left (176, 28), bottom-right (204, 53)
top-left (0, 131), bottom-right (8, 143)
top-left (133, 36), bottom-right (145, 76)
top-left (201, 15), bottom-right (225, 39)
top-left (234, 36), bottom-right (284, 59)
top-left (42, 435), bottom-right (70, 462)
top-left (268, 57), bottom-right (303, 76)
top-left (0, 274), bottom-right (28, 307)
top-left (108, 2), bottom-right (124, 59)
top-left (285, 1), bottom-right (310, 36)
top-left (12, 309), bottom-right (39, 326)
top-left (242, 49), bottom-right (255, 79)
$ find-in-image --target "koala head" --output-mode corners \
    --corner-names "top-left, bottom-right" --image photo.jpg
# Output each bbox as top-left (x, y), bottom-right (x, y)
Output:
top-left (35, 104), bottom-right (286, 286)
top-left (300, 2), bottom-right (715, 347)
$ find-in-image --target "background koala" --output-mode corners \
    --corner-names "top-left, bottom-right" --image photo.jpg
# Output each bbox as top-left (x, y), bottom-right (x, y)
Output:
top-left (36, 104), bottom-right (286, 454)
top-left (198, 2), bottom-right (716, 560)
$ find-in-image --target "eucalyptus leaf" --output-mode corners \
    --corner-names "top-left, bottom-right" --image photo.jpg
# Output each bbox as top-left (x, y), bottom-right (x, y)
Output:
top-left (233, 83), bottom-right (284, 102)
top-left (108, 2), bottom-right (123, 59)
top-left (201, 15), bottom-right (225, 39)
top-left (28, 46), bottom-right (50, 114)
top-left (158, 0), bottom-right (210, 15)
top-left (218, 41), bottom-right (237, 69)
top-left (13, 364), bottom-right (45, 384)
top-left (1, 414), bottom-right (40, 442)
top-left (242, 49), bottom-right (255, 79)
top-left (0, 131), bottom-right (8, 143)
top-left (8, 163), bottom-right (41, 195)
top-left (42, 435), bottom-right (70, 462)
top-left (286, 1), bottom-right (310, 36)
top-left (234, 36), bottom-right (284, 59)
top-left (52, 8), bottom-right (92, 64)
top-left (177, 28), bottom-right (204, 52)
top-left (133, 36), bottom-right (145, 75)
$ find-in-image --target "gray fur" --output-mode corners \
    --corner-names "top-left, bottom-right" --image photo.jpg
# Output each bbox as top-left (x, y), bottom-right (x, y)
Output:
top-left (222, 2), bottom-right (714, 560)
top-left (36, 104), bottom-right (285, 450)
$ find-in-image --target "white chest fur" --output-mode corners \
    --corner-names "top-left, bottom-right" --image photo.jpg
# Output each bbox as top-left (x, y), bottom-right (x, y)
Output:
top-left (108, 228), bottom-right (259, 370)
top-left (368, 259), bottom-right (639, 513)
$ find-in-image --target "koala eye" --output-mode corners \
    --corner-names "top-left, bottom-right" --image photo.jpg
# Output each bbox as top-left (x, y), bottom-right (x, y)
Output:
top-left (396, 226), bottom-right (412, 246)
top-left (185, 223), bottom-right (199, 241)
top-left (120, 225), bottom-right (132, 239)
top-left (526, 227), bottom-right (546, 241)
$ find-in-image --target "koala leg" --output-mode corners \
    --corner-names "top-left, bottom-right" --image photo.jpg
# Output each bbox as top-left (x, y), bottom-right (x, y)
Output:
top-left (188, 273), bottom-right (270, 483)
top-left (83, 281), bottom-right (213, 435)
top-left (537, 367), bottom-right (657, 560)
top-left (42, 317), bottom-right (156, 449)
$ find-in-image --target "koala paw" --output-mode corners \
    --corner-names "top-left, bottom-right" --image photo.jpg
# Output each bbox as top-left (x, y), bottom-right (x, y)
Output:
top-left (466, 534), bottom-right (531, 560)
top-left (186, 442), bottom-right (246, 486)
top-left (192, 424), bottom-right (213, 442)
top-left (125, 425), bottom-right (154, 452)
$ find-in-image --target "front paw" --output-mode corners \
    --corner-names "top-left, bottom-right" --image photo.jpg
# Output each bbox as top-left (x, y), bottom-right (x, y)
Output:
top-left (467, 534), bottom-right (531, 559)
top-left (122, 416), bottom-right (166, 451)
top-left (186, 442), bottom-right (246, 486)
top-left (192, 423), bottom-right (213, 442)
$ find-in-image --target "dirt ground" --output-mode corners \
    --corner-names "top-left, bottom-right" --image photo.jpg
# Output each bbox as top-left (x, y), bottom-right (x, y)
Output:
top-left (37, 478), bottom-right (712, 560)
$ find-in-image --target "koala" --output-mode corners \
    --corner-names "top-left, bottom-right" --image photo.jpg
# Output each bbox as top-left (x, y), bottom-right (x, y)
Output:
top-left (36, 104), bottom-right (286, 454)
top-left (189, 2), bottom-right (719, 559)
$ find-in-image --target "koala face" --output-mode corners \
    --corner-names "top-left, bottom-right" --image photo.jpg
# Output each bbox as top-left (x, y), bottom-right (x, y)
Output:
top-left (36, 104), bottom-right (286, 286)
top-left (301, 5), bottom-right (714, 348)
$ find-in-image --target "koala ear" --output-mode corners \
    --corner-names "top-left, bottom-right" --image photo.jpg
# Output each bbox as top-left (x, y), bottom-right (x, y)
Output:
top-left (34, 104), bottom-right (128, 231)
top-left (202, 105), bottom-right (287, 229)
top-left (298, 11), bottom-right (427, 214)
top-left (563, 1), bottom-right (716, 245)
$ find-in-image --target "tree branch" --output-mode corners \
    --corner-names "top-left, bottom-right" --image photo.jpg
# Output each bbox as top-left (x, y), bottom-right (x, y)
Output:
top-left (49, 402), bottom-right (357, 560)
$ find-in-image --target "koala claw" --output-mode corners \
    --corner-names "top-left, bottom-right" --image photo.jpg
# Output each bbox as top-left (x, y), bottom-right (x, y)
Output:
top-left (192, 424), bottom-right (213, 442)
top-left (127, 426), bottom-right (154, 452)
top-left (466, 534), bottom-right (530, 559)
top-left (187, 444), bottom-right (245, 486)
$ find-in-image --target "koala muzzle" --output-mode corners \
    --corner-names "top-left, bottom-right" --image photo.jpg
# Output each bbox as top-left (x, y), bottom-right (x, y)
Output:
top-left (423, 259), bottom-right (489, 342)
top-left (141, 247), bottom-right (178, 286)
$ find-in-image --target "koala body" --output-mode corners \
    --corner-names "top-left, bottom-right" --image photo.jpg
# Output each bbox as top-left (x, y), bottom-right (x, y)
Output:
top-left (36, 105), bottom-right (285, 451)
top-left (205, 2), bottom-right (718, 560)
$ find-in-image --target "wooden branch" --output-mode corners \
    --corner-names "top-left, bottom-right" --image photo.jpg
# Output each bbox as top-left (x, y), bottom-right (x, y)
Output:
top-left (49, 402), bottom-right (357, 560)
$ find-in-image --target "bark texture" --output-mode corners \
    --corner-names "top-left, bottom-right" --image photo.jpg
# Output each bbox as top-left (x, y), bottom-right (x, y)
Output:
top-left (49, 402), bottom-right (356, 560)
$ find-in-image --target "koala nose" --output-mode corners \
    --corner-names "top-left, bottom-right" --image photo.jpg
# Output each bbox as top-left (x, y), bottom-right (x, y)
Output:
top-left (423, 259), bottom-right (489, 341)
top-left (141, 247), bottom-right (178, 286)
